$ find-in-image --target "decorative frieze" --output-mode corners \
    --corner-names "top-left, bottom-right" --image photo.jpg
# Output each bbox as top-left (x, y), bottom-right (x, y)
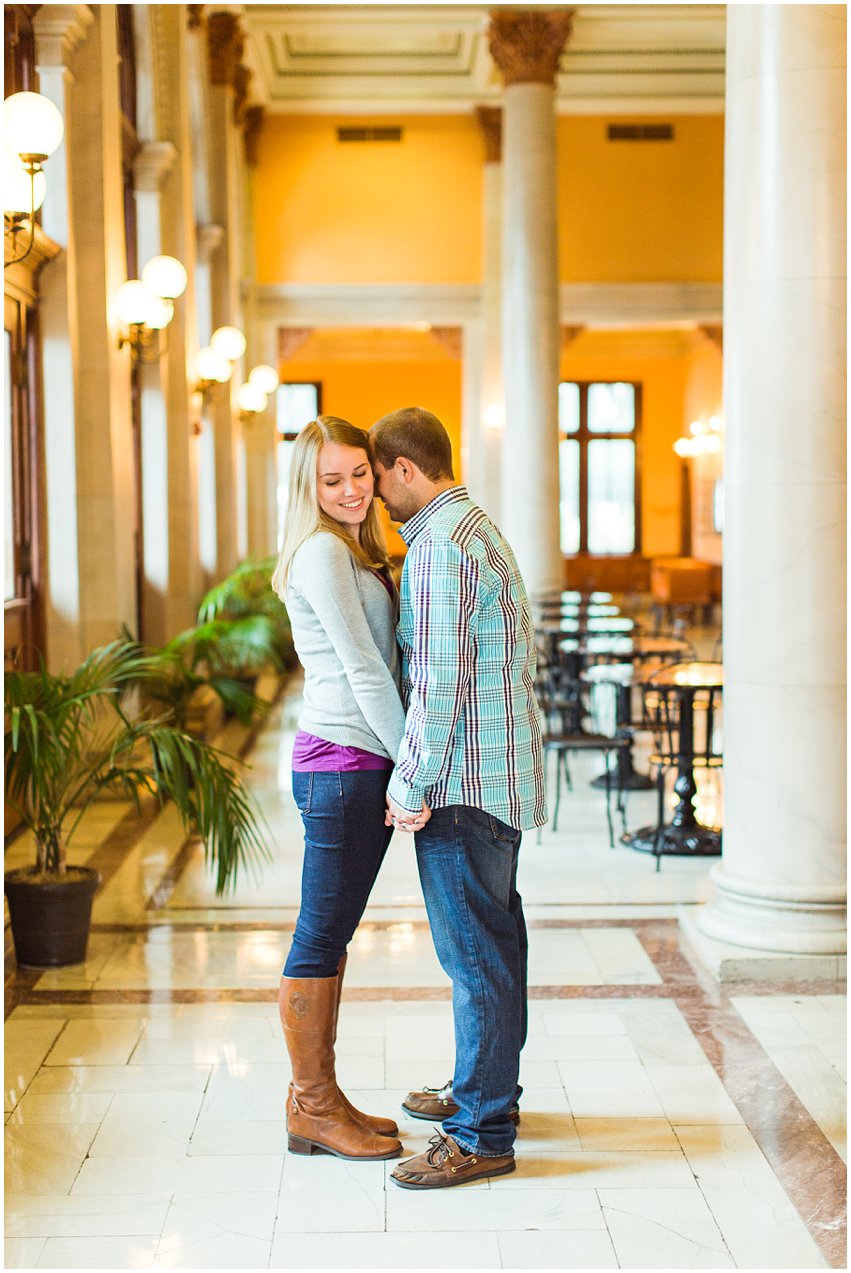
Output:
top-left (475, 105), bottom-right (502, 164)
top-left (207, 10), bottom-right (243, 87)
top-left (242, 103), bottom-right (264, 166)
top-left (488, 9), bottom-right (574, 87)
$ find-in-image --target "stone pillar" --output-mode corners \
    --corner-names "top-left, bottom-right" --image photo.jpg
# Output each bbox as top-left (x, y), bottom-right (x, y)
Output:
top-left (696, 6), bottom-right (846, 962)
top-left (33, 3), bottom-right (93, 670)
top-left (58, 4), bottom-right (138, 652)
top-left (206, 10), bottom-right (247, 578)
top-left (489, 9), bottom-right (573, 591)
top-left (195, 223), bottom-right (224, 585)
top-left (474, 105), bottom-right (504, 522)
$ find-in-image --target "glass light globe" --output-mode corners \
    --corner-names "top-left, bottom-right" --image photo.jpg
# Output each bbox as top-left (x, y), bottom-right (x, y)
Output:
top-left (196, 346), bottom-right (232, 383)
top-left (114, 280), bottom-right (156, 327)
top-left (210, 325), bottom-right (246, 361)
top-left (248, 364), bottom-right (279, 395)
top-left (142, 254), bottom-right (187, 301)
top-left (689, 420), bottom-right (707, 437)
top-left (673, 438), bottom-right (693, 458)
top-left (3, 92), bottom-right (65, 159)
top-left (705, 433), bottom-right (722, 453)
top-left (708, 414), bottom-right (723, 433)
top-left (237, 382), bottom-right (268, 414)
top-left (146, 296), bottom-right (174, 330)
top-left (2, 152), bottom-right (46, 214)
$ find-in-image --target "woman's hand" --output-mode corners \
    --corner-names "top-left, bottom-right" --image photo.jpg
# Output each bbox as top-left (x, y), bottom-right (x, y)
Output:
top-left (385, 795), bottom-right (432, 834)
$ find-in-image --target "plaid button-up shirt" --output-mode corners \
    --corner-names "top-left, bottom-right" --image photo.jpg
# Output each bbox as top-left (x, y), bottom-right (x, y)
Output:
top-left (387, 486), bottom-right (547, 831)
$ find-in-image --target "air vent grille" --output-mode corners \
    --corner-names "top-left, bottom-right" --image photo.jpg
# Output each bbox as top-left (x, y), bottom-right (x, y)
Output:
top-left (337, 127), bottom-right (403, 143)
top-left (607, 124), bottom-right (674, 142)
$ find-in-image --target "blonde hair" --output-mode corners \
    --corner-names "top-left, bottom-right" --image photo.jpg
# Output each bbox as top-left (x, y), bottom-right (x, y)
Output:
top-left (272, 416), bottom-right (391, 597)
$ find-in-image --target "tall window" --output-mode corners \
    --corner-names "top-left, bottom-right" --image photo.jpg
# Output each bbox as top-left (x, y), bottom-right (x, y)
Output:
top-left (276, 382), bottom-right (321, 545)
top-left (558, 381), bottom-right (641, 555)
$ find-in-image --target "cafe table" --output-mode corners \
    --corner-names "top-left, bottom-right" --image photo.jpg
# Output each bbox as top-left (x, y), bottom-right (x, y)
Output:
top-left (622, 660), bottom-right (724, 861)
top-left (533, 589), bottom-right (614, 604)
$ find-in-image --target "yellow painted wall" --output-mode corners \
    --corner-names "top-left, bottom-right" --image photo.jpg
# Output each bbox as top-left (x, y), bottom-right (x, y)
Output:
top-left (278, 354), bottom-right (463, 555)
top-left (254, 113), bottom-right (724, 285)
top-left (683, 337), bottom-right (724, 565)
top-left (254, 115), bottom-right (483, 284)
top-left (560, 334), bottom-right (693, 557)
top-left (557, 117), bottom-right (724, 282)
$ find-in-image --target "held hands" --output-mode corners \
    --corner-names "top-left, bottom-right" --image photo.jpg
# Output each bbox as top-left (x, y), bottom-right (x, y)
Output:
top-left (385, 794), bottom-right (432, 834)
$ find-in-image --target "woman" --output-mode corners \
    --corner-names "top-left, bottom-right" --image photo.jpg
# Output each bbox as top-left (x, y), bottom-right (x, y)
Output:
top-left (272, 416), bottom-right (412, 1162)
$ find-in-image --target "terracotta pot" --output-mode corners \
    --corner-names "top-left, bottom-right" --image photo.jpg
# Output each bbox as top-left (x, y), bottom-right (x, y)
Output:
top-left (4, 866), bottom-right (101, 967)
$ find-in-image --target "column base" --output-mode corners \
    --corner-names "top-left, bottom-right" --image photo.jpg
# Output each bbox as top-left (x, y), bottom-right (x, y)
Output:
top-left (696, 864), bottom-right (846, 956)
top-left (678, 906), bottom-right (847, 984)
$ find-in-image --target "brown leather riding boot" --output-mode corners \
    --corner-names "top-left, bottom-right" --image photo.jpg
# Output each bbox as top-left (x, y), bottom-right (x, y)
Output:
top-left (279, 975), bottom-right (402, 1161)
top-left (333, 955), bottom-right (399, 1137)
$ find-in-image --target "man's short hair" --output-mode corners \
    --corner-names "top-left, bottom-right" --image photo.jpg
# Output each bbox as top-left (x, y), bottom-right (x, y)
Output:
top-left (370, 407), bottom-right (455, 482)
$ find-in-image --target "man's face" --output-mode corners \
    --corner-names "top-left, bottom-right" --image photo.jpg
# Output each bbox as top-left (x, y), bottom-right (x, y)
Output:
top-left (372, 458), bottom-right (419, 524)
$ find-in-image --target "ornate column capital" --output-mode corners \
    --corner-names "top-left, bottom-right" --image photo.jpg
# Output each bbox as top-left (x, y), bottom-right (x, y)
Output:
top-left (488, 9), bottom-right (574, 87)
top-left (133, 141), bottom-right (178, 193)
top-left (242, 104), bottom-right (265, 166)
top-left (187, 4), bottom-right (205, 30)
top-left (475, 106), bottom-right (502, 163)
top-left (33, 4), bottom-right (93, 69)
top-left (196, 222), bottom-right (225, 264)
top-left (207, 10), bottom-right (244, 87)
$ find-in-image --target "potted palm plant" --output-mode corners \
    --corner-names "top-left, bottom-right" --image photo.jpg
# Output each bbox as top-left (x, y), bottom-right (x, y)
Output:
top-left (4, 640), bottom-right (270, 968)
top-left (135, 559), bottom-right (295, 734)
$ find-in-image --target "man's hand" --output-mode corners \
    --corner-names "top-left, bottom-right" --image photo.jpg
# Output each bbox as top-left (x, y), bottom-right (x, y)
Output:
top-left (385, 794), bottom-right (431, 833)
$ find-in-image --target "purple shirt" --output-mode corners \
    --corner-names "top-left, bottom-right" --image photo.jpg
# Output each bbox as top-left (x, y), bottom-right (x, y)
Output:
top-left (292, 730), bottom-right (393, 773)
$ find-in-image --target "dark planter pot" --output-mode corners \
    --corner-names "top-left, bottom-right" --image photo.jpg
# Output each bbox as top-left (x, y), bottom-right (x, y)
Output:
top-left (4, 866), bottom-right (101, 968)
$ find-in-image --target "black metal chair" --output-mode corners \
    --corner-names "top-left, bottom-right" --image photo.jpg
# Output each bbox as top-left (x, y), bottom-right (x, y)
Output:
top-left (536, 663), bottom-right (630, 847)
top-left (637, 679), bottom-right (724, 869)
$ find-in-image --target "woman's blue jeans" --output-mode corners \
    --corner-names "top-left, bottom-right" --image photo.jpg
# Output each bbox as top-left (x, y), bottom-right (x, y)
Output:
top-left (414, 805), bottom-right (528, 1157)
top-left (284, 770), bottom-right (393, 978)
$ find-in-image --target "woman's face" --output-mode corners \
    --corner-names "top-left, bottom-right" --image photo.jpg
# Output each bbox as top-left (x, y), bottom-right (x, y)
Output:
top-left (316, 442), bottom-right (374, 538)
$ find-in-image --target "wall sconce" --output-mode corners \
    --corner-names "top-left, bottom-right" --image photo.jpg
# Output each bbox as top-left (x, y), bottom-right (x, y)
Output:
top-left (193, 326), bottom-right (249, 401)
top-left (673, 414), bottom-right (724, 458)
top-left (115, 255), bottom-right (188, 364)
top-left (236, 365), bottom-right (279, 423)
top-left (3, 91), bottom-right (64, 265)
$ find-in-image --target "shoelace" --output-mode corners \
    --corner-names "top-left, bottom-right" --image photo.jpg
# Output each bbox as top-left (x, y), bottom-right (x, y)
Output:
top-left (425, 1130), bottom-right (455, 1166)
top-left (420, 1080), bottom-right (452, 1098)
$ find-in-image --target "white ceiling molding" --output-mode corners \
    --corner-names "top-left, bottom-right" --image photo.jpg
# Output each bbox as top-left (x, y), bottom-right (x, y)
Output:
top-left (242, 4), bottom-right (725, 115)
top-left (247, 281), bottom-right (722, 330)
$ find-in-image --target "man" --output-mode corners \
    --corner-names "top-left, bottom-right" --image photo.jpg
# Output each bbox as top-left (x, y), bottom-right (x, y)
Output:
top-left (369, 406), bottom-right (546, 1189)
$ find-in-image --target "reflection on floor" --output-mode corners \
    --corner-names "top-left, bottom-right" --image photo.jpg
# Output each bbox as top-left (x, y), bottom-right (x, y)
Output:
top-left (4, 679), bottom-right (846, 1270)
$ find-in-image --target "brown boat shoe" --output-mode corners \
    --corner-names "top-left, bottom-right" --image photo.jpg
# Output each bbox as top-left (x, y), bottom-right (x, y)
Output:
top-left (391, 1131), bottom-right (515, 1190)
top-left (401, 1080), bottom-right (520, 1124)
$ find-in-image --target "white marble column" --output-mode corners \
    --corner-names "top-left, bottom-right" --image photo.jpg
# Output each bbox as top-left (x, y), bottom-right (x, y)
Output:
top-left (697, 5), bottom-right (846, 960)
top-left (206, 10), bottom-right (246, 578)
top-left (33, 3), bottom-right (93, 671)
top-left (489, 11), bottom-right (572, 592)
top-left (58, 3), bottom-right (138, 652)
top-left (473, 106), bottom-right (503, 521)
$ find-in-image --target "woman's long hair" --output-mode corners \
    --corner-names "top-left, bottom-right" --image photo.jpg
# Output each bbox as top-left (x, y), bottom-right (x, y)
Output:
top-left (272, 416), bottom-right (390, 598)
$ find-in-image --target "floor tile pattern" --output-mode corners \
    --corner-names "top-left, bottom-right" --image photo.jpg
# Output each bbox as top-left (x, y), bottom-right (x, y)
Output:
top-left (5, 671), bottom-right (846, 1269)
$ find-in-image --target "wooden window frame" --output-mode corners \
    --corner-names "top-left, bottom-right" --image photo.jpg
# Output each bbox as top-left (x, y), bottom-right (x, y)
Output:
top-left (558, 380), bottom-right (643, 558)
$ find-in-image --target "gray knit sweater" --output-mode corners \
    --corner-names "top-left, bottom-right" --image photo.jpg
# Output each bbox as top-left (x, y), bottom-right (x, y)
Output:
top-left (285, 532), bottom-right (406, 761)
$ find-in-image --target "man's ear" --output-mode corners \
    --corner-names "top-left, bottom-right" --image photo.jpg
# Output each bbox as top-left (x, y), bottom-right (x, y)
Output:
top-left (396, 457), bottom-right (417, 484)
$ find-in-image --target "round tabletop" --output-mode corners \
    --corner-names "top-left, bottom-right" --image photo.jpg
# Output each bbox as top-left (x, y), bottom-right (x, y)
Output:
top-left (534, 603), bottom-right (622, 619)
top-left (646, 661), bottom-right (724, 689)
top-left (533, 590), bottom-right (614, 604)
top-left (581, 662), bottom-right (635, 686)
top-left (542, 616), bottom-right (635, 635)
top-left (557, 634), bottom-right (691, 659)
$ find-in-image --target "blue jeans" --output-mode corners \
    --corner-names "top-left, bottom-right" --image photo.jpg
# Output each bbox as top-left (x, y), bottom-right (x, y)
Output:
top-left (284, 770), bottom-right (393, 978)
top-left (415, 805), bottom-right (527, 1157)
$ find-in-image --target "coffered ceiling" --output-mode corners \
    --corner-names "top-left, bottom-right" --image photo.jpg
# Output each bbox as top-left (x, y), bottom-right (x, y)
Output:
top-left (241, 5), bottom-right (726, 115)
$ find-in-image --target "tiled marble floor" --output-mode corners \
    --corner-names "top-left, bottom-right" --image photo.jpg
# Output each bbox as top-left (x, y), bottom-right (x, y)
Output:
top-left (5, 675), bottom-right (846, 1270)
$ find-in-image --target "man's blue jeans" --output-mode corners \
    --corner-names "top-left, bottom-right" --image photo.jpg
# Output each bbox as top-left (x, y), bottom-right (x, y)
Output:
top-left (414, 805), bottom-right (528, 1157)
